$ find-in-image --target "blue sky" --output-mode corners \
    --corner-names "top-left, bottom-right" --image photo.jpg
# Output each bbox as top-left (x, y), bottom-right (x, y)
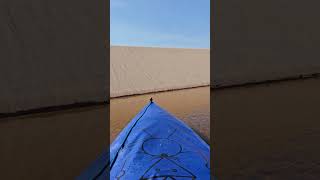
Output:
top-left (111, 0), bottom-right (210, 48)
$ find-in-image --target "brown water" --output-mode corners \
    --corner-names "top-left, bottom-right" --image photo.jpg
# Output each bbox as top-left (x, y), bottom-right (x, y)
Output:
top-left (110, 86), bottom-right (210, 143)
top-left (0, 105), bottom-right (108, 180)
top-left (213, 78), bottom-right (320, 179)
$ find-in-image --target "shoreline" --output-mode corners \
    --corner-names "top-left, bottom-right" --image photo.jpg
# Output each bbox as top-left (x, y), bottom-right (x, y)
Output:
top-left (111, 45), bottom-right (210, 50)
top-left (111, 84), bottom-right (210, 99)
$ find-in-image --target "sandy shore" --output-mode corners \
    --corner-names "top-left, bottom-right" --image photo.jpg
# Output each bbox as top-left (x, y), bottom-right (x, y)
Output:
top-left (111, 46), bottom-right (210, 97)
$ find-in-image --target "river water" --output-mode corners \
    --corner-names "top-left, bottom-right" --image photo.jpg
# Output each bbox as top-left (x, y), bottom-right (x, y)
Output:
top-left (110, 86), bottom-right (210, 143)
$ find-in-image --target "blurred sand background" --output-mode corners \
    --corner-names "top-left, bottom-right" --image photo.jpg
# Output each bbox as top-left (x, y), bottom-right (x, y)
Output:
top-left (213, 0), bottom-right (320, 88)
top-left (0, 0), bottom-right (107, 114)
top-left (213, 0), bottom-right (320, 178)
top-left (0, 0), bottom-right (107, 179)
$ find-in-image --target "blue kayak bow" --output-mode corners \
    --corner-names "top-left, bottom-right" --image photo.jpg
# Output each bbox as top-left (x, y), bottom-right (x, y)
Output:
top-left (77, 101), bottom-right (210, 179)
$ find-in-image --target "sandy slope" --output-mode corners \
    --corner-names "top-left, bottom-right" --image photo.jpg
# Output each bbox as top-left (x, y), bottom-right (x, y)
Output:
top-left (111, 46), bottom-right (210, 97)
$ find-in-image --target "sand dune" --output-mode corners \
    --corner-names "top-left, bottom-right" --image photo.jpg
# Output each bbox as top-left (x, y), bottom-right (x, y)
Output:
top-left (111, 46), bottom-right (210, 97)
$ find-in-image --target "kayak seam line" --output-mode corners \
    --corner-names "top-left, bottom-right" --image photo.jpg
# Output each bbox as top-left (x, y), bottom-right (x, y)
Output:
top-left (92, 102), bottom-right (152, 179)
top-left (109, 102), bottom-right (153, 171)
top-left (92, 102), bottom-right (152, 180)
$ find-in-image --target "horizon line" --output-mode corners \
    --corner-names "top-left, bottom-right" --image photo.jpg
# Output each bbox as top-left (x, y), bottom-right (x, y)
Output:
top-left (110, 44), bottom-right (210, 50)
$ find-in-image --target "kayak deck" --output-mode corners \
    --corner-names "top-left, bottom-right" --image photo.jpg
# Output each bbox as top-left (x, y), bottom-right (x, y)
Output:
top-left (78, 101), bottom-right (210, 179)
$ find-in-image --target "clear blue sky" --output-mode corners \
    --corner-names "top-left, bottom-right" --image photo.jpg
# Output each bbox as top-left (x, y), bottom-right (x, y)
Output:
top-left (111, 0), bottom-right (210, 48)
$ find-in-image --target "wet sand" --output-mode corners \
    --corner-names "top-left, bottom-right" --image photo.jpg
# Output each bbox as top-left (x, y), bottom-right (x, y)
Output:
top-left (110, 86), bottom-right (210, 143)
top-left (0, 106), bottom-right (108, 180)
top-left (213, 78), bottom-right (320, 179)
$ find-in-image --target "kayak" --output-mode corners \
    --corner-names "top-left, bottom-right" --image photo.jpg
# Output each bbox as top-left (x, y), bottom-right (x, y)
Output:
top-left (77, 100), bottom-right (210, 179)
